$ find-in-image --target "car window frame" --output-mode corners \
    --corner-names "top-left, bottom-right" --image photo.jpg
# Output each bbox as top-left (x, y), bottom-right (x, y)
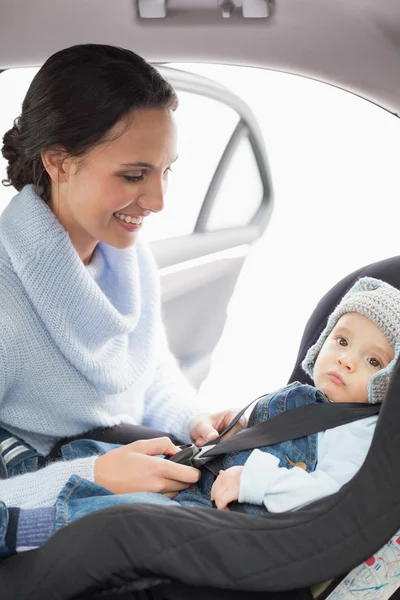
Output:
top-left (157, 65), bottom-right (273, 238)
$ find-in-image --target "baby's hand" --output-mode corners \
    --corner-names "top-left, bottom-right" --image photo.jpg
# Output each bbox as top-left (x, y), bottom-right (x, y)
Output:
top-left (210, 466), bottom-right (244, 511)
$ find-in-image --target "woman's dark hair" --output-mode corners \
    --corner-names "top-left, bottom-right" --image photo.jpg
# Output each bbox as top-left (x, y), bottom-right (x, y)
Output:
top-left (1, 44), bottom-right (178, 202)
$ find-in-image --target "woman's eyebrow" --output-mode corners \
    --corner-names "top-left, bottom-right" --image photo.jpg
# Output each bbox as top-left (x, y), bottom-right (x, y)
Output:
top-left (120, 156), bottom-right (178, 169)
top-left (120, 162), bottom-right (154, 169)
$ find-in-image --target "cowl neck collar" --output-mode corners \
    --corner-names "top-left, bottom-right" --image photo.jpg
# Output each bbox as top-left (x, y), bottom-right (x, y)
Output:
top-left (0, 185), bottom-right (159, 393)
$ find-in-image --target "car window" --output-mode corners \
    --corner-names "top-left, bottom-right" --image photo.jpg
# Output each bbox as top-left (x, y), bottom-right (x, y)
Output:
top-left (169, 64), bottom-right (400, 408)
top-left (204, 136), bottom-right (264, 231)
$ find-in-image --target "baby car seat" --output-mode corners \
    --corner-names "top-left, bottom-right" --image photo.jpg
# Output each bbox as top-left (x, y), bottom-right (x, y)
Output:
top-left (2, 254), bottom-right (400, 600)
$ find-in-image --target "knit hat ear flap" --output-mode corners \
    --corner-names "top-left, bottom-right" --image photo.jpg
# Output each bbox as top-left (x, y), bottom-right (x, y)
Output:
top-left (302, 277), bottom-right (400, 404)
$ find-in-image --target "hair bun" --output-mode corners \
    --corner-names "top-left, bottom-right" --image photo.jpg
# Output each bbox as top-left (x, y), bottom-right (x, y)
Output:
top-left (1, 119), bottom-right (27, 191)
top-left (1, 120), bottom-right (21, 162)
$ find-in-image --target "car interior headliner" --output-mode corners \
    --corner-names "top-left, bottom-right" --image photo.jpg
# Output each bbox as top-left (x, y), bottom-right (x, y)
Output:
top-left (1, 0), bottom-right (400, 116)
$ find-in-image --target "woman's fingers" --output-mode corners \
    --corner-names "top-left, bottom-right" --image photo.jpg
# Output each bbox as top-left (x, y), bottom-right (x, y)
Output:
top-left (126, 436), bottom-right (179, 456)
top-left (94, 446), bottom-right (200, 495)
top-left (127, 437), bottom-right (201, 483)
top-left (158, 456), bottom-right (201, 484)
top-left (190, 409), bottom-right (248, 446)
top-left (133, 459), bottom-right (199, 494)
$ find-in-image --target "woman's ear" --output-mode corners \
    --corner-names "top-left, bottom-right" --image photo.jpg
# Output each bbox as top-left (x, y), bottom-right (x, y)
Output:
top-left (41, 148), bottom-right (70, 183)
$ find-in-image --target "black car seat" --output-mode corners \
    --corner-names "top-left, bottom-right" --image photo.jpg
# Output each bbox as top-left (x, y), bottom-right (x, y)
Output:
top-left (2, 254), bottom-right (400, 600)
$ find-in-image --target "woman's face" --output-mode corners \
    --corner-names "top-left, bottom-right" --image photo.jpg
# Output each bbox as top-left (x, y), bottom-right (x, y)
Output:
top-left (48, 108), bottom-right (177, 263)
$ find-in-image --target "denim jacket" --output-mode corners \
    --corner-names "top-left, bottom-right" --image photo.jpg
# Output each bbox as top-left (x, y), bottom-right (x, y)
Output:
top-left (175, 382), bottom-right (328, 513)
top-left (0, 501), bottom-right (8, 558)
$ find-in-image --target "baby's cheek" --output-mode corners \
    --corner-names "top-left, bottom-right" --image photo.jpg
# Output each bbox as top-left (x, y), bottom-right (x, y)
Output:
top-left (356, 378), bottom-right (370, 403)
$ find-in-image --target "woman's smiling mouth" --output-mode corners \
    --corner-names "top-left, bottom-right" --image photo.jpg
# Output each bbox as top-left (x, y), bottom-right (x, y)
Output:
top-left (114, 212), bottom-right (143, 224)
top-left (113, 212), bottom-right (143, 232)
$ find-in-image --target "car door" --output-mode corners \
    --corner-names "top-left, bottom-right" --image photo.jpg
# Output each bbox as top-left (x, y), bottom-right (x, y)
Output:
top-left (148, 65), bottom-right (273, 388)
top-left (0, 64), bottom-right (273, 390)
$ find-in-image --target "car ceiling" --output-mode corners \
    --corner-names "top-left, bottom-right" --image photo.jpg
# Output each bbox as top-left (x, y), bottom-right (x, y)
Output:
top-left (1, 0), bottom-right (400, 116)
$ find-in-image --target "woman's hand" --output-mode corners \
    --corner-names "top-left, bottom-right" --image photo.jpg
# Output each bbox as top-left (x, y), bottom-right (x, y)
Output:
top-left (190, 409), bottom-right (247, 447)
top-left (94, 437), bottom-right (200, 497)
top-left (211, 466), bottom-right (244, 511)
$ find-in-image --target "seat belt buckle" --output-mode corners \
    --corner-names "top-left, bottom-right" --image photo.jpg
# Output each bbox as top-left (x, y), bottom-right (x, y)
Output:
top-left (165, 443), bottom-right (200, 467)
top-left (192, 444), bottom-right (217, 467)
top-left (164, 443), bottom-right (216, 467)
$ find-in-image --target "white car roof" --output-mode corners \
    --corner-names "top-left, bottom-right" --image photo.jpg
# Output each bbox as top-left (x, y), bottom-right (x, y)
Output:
top-left (1, 0), bottom-right (400, 115)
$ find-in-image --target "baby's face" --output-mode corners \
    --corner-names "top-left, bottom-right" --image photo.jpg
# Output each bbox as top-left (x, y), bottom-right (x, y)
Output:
top-left (313, 313), bottom-right (394, 403)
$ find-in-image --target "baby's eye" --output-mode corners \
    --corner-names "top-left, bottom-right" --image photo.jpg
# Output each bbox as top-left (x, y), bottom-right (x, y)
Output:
top-left (368, 357), bottom-right (381, 369)
top-left (337, 337), bottom-right (347, 346)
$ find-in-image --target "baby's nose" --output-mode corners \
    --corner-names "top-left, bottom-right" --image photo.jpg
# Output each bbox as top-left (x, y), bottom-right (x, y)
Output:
top-left (337, 353), bottom-right (356, 371)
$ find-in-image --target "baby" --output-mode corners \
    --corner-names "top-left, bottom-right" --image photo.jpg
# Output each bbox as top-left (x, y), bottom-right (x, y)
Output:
top-left (48, 276), bottom-right (400, 518)
top-left (158, 276), bottom-right (400, 513)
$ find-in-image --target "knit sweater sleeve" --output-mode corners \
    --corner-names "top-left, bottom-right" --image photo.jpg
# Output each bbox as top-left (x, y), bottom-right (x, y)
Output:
top-left (0, 457), bottom-right (97, 509)
top-left (0, 335), bottom-right (12, 402)
top-left (0, 336), bottom-right (98, 510)
top-left (142, 319), bottom-right (204, 443)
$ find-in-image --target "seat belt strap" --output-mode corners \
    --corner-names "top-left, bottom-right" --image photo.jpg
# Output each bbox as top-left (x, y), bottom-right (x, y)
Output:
top-left (195, 401), bottom-right (380, 468)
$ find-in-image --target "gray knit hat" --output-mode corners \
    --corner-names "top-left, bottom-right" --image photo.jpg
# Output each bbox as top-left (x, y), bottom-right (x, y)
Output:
top-left (302, 277), bottom-right (400, 404)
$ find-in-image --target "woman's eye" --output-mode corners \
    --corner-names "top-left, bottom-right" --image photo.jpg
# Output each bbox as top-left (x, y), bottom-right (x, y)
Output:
top-left (337, 337), bottom-right (347, 346)
top-left (164, 166), bottom-right (173, 176)
top-left (369, 357), bottom-right (381, 368)
top-left (122, 173), bottom-right (144, 183)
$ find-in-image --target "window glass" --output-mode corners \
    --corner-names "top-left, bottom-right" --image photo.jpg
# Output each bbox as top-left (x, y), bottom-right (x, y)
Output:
top-left (204, 136), bottom-right (263, 231)
top-left (165, 64), bottom-right (400, 409)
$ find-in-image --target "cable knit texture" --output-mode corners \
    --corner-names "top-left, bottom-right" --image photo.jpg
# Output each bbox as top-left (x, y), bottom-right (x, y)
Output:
top-left (0, 185), bottom-right (203, 508)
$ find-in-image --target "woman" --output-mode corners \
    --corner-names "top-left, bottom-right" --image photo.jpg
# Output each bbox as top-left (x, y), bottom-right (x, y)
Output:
top-left (0, 44), bottom-right (243, 516)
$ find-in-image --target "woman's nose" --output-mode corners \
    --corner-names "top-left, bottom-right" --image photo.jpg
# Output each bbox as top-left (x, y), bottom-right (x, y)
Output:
top-left (137, 177), bottom-right (165, 214)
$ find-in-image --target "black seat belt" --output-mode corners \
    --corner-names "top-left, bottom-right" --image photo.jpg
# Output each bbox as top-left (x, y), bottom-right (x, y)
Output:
top-left (201, 401), bottom-right (380, 462)
top-left (168, 395), bottom-right (381, 472)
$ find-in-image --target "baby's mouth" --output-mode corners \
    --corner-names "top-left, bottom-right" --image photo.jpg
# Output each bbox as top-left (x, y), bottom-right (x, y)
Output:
top-left (328, 371), bottom-right (345, 386)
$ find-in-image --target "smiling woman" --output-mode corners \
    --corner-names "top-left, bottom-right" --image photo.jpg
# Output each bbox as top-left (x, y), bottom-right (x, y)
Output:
top-left (2, 45), bottom-right (179, 264)
top-left (0, 43), bottom-right (243, 560)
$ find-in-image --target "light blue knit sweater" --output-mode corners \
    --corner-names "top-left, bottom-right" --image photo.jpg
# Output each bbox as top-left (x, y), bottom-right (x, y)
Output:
top-left (0, 185), bottom-right (203, 509)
